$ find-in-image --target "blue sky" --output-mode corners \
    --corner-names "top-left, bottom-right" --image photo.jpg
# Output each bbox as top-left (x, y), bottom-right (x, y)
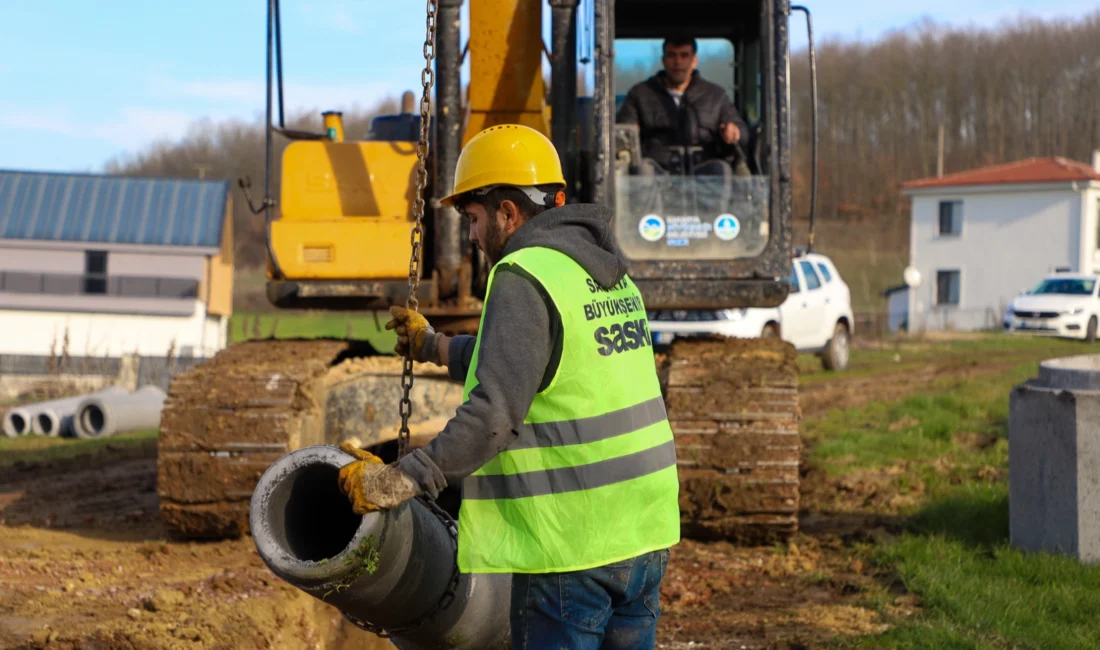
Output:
top-left (0, 0), bottom-right (1093, 174)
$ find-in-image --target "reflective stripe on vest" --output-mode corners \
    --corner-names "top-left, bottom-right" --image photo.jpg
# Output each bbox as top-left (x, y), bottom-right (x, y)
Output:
top-left (456, 246), bottom-right (681, 574)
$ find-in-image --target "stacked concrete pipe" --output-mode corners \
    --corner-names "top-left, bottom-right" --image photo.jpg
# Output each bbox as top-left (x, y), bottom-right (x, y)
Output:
top-left (250, 445), bottom-right (511, 650)
top-left (31, 386), bottom-right (128, 437)
top-left (72, 385), bottom-right (168, 439)
top-left (2, 406), bottom-right (34, 438)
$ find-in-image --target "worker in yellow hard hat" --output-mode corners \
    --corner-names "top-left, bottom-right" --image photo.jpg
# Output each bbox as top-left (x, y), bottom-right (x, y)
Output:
top-left (339, 124), bottom-right (680, 649)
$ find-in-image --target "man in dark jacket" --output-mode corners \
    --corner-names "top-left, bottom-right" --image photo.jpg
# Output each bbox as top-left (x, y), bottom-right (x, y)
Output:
top-left (616, 36), bottom-right (749, 176)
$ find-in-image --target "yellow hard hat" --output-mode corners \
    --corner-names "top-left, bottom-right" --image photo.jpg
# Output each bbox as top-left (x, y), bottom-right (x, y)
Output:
top-left (440, 124), bottom-right (565, 207)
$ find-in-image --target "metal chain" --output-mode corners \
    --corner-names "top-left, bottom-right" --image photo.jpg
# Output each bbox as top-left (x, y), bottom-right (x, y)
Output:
top-left (398, 0), bottom-right (438, 460)
top-left (338, 2), bottom-right (454, 640)
top-left (340, 496), bottom-right (460, 638)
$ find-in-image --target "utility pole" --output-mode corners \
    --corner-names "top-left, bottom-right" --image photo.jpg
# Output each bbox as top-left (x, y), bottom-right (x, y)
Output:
top-left (937, 124), bottom-right (945, 178)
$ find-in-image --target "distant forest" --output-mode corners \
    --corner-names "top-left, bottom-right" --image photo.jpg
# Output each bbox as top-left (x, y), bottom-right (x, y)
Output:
top-left (105, 11), bottom-right (1100, 267)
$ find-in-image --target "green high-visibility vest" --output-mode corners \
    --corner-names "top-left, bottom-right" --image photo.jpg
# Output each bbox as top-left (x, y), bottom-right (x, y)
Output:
top-left (456, 246), bottom-right (681, 574)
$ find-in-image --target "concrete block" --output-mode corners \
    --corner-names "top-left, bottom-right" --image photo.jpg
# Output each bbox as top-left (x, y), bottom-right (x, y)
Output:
top-left (1009, 354), bottom-right (1100, 563)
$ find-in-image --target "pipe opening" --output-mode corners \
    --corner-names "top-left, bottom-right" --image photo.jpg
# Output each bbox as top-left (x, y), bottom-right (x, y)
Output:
top-left (36, 414), bottom-right (55, 436)
top-left (276, 463), bottom-right (363, 562)
top-left (10, 414), bottom-right (27, 434)
top-left (82, 405), bottom-right (106, 436)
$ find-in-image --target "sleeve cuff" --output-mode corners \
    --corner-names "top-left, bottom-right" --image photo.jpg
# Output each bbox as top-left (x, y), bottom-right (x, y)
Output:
top-left (393, 448), bottom-right (448, 499)
top-left (448, 335), bottom-right (474, 381)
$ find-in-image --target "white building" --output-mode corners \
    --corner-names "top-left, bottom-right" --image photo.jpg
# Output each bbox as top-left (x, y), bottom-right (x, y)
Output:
top-left (0, 170), bottom-right (235, 361)
top-left (899, 154), bottom-right (1100, 333)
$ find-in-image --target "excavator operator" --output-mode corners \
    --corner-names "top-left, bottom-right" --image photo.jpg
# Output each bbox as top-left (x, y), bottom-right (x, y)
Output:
top-left (616, 36), bottom-right (750, 178)
top-left (337, 124), bottom-right (682, 649)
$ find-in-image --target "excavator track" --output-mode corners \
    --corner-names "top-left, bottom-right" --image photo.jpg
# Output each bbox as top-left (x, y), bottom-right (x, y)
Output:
top-left (159, 335), bottom-right (800, 544)
top-left (157, 339), bottom-right (464, 539)
top-left (660, 335), bottom-right (801, 544)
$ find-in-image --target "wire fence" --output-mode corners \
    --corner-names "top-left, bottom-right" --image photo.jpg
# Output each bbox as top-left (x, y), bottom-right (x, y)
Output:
top-left (0, 353), bottom-right (208, 391)
top-left (853, 306), bottom-right (1007, 340)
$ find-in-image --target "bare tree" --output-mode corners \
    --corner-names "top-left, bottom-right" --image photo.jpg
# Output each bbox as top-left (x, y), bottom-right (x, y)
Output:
top-left (790, 10), bottom-right (1100, 223)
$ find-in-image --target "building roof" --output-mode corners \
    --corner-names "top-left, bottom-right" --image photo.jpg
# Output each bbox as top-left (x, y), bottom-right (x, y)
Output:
top-left (902, 157), bottom-right (1100, 191)
top-left (0, 170), bottom-right (230, 249)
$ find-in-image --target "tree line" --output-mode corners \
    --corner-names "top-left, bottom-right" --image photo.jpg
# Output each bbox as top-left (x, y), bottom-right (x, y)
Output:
top-left (106, 11), bottom-right (1100, 266)
top-left (789, 11), bottom-right (1100, 221)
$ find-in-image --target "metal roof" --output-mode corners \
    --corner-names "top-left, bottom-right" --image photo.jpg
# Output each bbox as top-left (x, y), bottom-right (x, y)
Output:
top-left (0, 170), bottom-right (230, 249)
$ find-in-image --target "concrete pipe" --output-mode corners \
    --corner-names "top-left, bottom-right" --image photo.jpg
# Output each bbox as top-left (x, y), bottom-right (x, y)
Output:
top-left (30, 386), bottom-right (128, 437)
top-left (250, 445), bottom-right (511, 650)
top-left (73, 385), bottom-right (168, 439)
top-left (2, 407), bottom-right (34, 438)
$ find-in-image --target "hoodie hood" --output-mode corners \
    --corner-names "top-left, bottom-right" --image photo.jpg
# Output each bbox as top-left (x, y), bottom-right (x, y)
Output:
top-left (500, 202), bottom-right (628, 290)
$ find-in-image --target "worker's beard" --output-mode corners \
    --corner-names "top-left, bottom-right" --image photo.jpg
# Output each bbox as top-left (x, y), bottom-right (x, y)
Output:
top-left (481, 215), bottom-right (509, 266)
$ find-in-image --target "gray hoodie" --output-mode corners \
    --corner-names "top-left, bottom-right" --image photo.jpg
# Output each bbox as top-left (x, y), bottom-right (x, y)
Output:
top-left (394, 202), bottom-right (629, 497)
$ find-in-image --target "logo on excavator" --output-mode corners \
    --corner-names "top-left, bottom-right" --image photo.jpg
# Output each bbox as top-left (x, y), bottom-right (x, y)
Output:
top-left (714, 214), bottom-right (741, 241)
top-left (639, 214), bottom-right (665, 242)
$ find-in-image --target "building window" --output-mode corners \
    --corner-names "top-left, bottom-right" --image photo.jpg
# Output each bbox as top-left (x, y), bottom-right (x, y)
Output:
top-left (936, 270), bottom-right (961, 306)
top-left (84, 251), bottom-right (108, 294)
top-left (938, 200), bottom-right (963, 236)
top-left (1096, 198), bottom-right (1100, 250)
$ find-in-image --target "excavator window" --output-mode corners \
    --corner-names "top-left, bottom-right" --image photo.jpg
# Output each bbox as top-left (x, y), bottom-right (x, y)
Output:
top-left (611, 30), bottom-right (769, 265)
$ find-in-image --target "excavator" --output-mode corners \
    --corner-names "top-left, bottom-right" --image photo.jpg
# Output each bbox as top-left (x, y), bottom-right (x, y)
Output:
top-left (157, 0), bottom-right (819, 548)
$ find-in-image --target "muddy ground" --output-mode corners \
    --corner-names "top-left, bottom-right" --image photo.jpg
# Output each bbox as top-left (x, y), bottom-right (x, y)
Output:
top-left (0, 340), bottom-right (1014, 650)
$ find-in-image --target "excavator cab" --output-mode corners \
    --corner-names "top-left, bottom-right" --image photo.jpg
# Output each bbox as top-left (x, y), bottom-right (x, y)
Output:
top-left (590, 0), bottom-right (815, 313)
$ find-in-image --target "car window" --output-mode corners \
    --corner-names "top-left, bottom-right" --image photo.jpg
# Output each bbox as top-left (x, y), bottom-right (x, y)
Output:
top-left (1031, 278), bottom-right (1095, 295)
top-left (816, 262), bottom-right (833, 283)
top-left (800, 261), bottom-right (822, 290)
top-left (788, 266), bottom-right (801, 293)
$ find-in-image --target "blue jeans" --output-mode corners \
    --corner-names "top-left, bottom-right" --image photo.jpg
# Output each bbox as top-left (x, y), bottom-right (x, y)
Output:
top-left (509, 549), bottom-right (670, 650)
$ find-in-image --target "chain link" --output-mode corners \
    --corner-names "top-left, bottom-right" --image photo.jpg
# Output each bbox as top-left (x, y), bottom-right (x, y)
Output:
top-left (330, 0), bottom-right (453, 641)
top-left (398, 0), bottom-right (438, 460)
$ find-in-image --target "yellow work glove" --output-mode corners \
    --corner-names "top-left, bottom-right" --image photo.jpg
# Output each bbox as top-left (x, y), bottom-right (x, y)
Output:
top-left (337, 441), bottom-right (420, 515)
top-left (385, 306), bottom-right (438, 363)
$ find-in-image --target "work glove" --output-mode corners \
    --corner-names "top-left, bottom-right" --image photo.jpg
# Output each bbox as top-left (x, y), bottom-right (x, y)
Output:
top-left (385, 306), bottom-right (439, 363)
top-left (337, 441), bottom-right (420, 515)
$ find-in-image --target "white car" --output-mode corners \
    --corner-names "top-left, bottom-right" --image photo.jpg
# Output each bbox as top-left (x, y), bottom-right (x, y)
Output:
top-left (648, 252), bottom-right (855, 370)
top-left (1004, 273), bottom-right (1100, 342)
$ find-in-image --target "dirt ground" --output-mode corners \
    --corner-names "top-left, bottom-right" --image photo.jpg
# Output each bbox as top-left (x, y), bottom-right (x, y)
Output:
top-left (0, 342), bottom-right (1018, 650)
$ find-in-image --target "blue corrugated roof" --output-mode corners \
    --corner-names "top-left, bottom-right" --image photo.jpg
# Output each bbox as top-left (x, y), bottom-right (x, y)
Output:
top-left (0, 170), bottom-right (230, 249)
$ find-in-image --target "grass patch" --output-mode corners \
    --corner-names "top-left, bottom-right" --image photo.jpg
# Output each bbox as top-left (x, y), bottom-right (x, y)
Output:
top-left (798, 333), bottom-right (1086, 385)
top-left (799, 332), bottom-right (1100, 649)
top-left (0, 429), bottom-right (158, 469)
top-left (803, 338), bottom-right (1084, 476)
top-left (856, 484), bottom-right (1100, 650)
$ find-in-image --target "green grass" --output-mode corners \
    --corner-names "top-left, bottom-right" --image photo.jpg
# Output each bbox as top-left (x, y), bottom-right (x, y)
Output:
top-left (800, 333), bottom-right (1100, 649)
top-left (853, 483), bottom-right (1100, 650)
top-left (229, 310), bottom-right (396, 351)
top-left (804, 336), bottom-right (1089, 475)
top-left (804, 374), bottom-right (1017, 476)
top-left (0, 429), bottom-right (158, 469)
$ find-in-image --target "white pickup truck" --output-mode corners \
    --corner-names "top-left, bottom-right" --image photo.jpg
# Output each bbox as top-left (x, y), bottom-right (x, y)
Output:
top-left (648, 252), bottom-right (855, 370)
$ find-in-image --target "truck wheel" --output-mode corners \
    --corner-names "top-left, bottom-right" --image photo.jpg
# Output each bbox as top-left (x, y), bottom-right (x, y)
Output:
top-left (1087, 316), bottom-right (1097, 343)
top-left (821, 322), bottom-right (850, 371)
top-left (761, 323), bottom-right (780, 339)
